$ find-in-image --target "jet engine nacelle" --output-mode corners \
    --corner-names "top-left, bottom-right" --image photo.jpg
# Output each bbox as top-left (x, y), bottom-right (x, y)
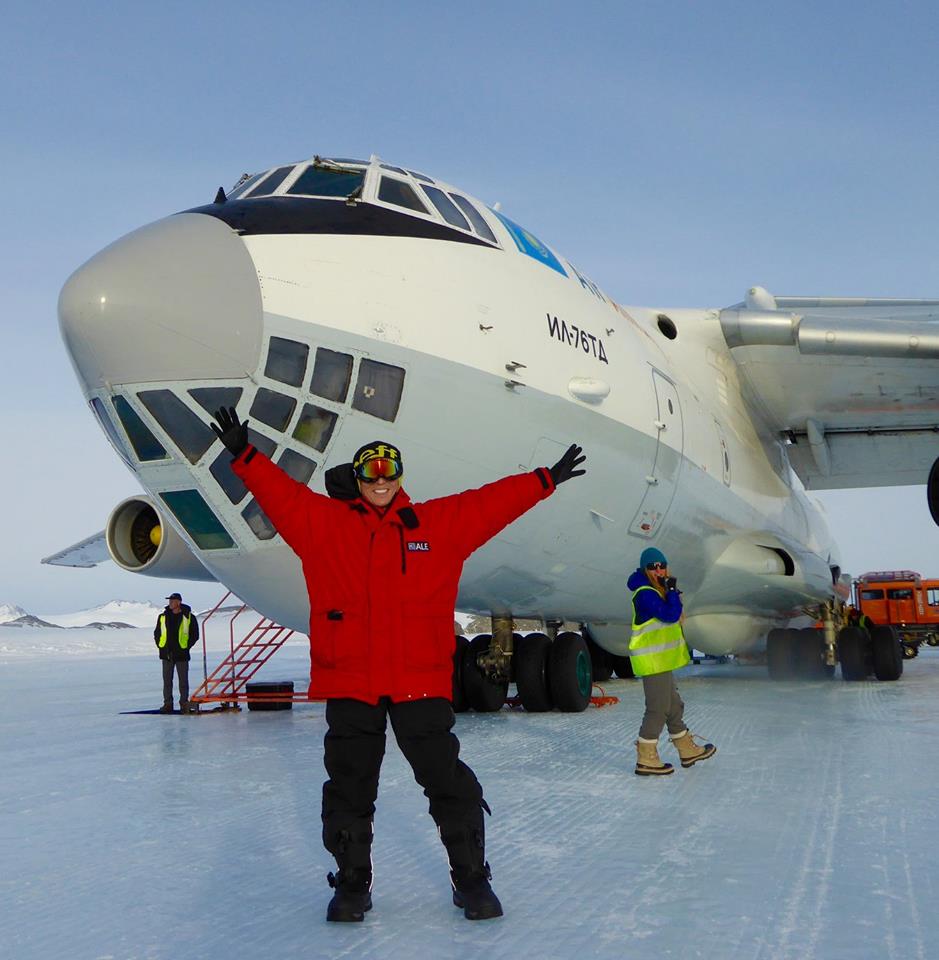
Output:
top-left (928, 458), bottom-right (939, 527)
top-left (105, 496), bottom-right (215, 581)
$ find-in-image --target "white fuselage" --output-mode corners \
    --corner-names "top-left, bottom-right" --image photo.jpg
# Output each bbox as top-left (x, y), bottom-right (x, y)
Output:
top-left (58, 166), bottom-right (839, 657)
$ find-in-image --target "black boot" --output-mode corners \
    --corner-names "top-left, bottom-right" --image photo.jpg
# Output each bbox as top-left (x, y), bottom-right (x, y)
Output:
top-left (326, 868), bottom-right (372, 922)
top-left (440, 814), bottom-right (503, 921)
top-left (324, 824), bottom-right (373, 922)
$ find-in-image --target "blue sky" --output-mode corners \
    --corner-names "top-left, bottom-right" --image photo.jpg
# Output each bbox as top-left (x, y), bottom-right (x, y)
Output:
top-left (3, 0), bottom-right (938, 612)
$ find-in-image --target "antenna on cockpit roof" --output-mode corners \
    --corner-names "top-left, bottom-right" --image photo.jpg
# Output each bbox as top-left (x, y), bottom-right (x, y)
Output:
top-left (214, 187), bottom-right (227, 204)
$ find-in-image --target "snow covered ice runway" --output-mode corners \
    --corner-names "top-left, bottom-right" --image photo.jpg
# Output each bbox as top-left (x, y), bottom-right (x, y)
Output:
top-left (2, 635), bottom-right (939, 960)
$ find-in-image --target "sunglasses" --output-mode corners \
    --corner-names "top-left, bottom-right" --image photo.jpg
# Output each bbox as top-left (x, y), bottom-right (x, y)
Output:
top-left (646, 562), bottom-right (667, 571)
top-left (355, 458), bottom-right (402, 483)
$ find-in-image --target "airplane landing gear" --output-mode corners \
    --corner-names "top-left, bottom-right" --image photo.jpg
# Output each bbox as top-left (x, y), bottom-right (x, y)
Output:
top-left (454, 617), bottom-right (595, 713)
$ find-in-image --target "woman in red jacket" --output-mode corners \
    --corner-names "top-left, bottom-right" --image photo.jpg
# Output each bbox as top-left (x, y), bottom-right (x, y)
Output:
top-left (211, 408), bottom-right (585, 923)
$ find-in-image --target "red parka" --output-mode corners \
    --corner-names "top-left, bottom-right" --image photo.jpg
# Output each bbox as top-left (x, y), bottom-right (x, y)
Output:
top-left (232, 448), bottom-right (556, 703)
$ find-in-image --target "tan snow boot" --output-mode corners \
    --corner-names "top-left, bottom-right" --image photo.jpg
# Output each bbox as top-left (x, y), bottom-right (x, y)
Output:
top-left (670, 730), bottom-right (716, 768)
top-left (635, 737), bottom-right (674, 776)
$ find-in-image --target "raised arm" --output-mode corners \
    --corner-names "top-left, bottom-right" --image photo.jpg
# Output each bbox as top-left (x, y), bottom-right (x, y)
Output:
top-left (433, 444), bottom-right (586, 558)
top-left (210, 407), bottom-right (330, 555)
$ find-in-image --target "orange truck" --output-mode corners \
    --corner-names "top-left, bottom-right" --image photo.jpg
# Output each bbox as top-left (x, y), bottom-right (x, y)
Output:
top-left (854, 570), bottom-right (939, 658)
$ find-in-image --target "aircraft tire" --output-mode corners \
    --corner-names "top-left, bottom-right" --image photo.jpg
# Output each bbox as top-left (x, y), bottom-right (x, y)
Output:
top-left (767, 628), bottom-right (796, 680)
top-left (871, 626), bottom-right (903, 681)
top-left (583, 632), bottom-right (614, 682)
top-left (452, 635), bottom-right (470, 713)
top-left (462, 635), bottom-right (508, 712)
top-left (514, 633), bottom-right (554, 712)
top-left (610, 654), bottom-right (635, 679)
top-left (549, 632), bottom-right (592, 713)
top-left (838, 626), bottom-right (870, 681)
top-left (794, 628), bottom-right (834, 679)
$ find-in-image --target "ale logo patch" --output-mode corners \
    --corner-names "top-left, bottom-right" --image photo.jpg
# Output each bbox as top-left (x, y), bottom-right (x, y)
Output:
top-left (407, 541), bottom-right (430, 552)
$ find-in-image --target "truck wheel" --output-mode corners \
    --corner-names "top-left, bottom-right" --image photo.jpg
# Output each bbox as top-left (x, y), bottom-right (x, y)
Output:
top-left (549, 632), bottom-right (592, 712)
top-left (583, 631), bottom-right (614, 682)
top-left (462, 635), bottom-right (508, 712)
top-left (902, 643), bottom-right (918, 660)
top-left (767, 628), bottom-right (796, 680)
top-left (838, 626), bottom-right (870, 681)
top-left (795, 628), bottom-right (834, 679)
top-left (452, 635), bottom-right (469, 713)
top-left (870, 625), bottom-right (903, 681)
top-left (610, 654), bottom-right (635, 679)
top-left (514, 633), bottom-right (553, 711)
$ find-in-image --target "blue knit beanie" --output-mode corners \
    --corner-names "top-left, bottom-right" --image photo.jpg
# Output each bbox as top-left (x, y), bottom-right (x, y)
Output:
top-left (640, 547), bottom-right (667, 568)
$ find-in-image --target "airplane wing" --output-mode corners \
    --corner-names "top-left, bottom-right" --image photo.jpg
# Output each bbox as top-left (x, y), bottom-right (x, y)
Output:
top-left (720, 288), bottom-right (939, 490)
top-left (41, 531), bottom-right (110, 568)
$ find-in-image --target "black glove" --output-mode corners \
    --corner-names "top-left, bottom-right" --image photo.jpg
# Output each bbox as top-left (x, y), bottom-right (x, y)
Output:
top-left (210, 407), bottom-right (249, 458)
top-left (325, 463), bottom-right (360, 501)
top-left (549, 444), bottom-right (586, 486)
top-left (665, 577), bottom-right (678, 591)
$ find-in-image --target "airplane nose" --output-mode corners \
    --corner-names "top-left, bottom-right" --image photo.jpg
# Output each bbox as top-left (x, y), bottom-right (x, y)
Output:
top-left (59, 212), bottom-right (263, 392)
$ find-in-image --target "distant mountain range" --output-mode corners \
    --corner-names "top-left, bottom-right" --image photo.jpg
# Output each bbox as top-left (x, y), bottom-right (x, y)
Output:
top-left (0, 600), bottom-right (164, 630)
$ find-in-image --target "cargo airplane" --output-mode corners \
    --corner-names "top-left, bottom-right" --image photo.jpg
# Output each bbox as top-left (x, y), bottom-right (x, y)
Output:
top-left (46, 153), bottom-right (939, 706)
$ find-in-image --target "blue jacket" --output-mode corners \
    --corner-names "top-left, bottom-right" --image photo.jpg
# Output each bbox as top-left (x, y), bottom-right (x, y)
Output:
top-left (627, 569), bottom-right (683, 625)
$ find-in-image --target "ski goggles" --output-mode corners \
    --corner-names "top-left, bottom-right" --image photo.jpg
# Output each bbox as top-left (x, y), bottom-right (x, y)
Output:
top-left (354, 457), bottom-right (403, 482)
top-left (645, 562), bottom-right (667, 571)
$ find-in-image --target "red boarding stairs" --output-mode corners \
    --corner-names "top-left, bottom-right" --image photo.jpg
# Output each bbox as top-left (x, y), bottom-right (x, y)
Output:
top-left (188, 591), bottom-right (313, 711)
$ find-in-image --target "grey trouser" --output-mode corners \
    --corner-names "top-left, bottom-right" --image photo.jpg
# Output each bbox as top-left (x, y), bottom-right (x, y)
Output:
top-left (162, 659), bottom-right (189, 706)
top-left (639, 671), bottom-right (685, 740)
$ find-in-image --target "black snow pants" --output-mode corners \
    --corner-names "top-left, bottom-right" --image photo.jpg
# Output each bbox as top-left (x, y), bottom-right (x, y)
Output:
top-left (322, 697), bottom-right (486, 871)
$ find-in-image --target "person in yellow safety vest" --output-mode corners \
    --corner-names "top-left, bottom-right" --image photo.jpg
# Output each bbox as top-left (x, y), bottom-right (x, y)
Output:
top-left (846, 605), bottom-right (875, 632)
top-left (153, 592), bottom-right (200, 714)
top-left (628, 548), bottom-right (716, 776)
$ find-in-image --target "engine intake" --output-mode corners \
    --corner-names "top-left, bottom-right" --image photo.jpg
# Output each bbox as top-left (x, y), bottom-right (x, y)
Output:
top-left (106, 496), bottom-right (214, 581)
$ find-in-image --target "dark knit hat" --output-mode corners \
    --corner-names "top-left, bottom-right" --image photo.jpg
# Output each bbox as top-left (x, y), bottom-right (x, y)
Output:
top-left (352, 441), bottom-right (403, 474)
top-left (640, 547), bottom-right (667, 568)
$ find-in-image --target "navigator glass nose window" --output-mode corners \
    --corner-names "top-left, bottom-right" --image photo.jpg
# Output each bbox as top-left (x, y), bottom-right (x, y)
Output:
top-left (352, 359), bottom-right (405, 422)
top-left (159, 490), bottom-right (235, 550)
top-left (188, 387), bottom-right (244, 417)
top-left (138, 390), bottom-right (216, 465)
top-left (264, 337), bottom-right (309, 387)
top-left (292, 404), bottom-right (338, 452)
top-left (250, 388), bottom-right (297, 432)
top-left (310, 348), bottom-right (353, 403)
top-left (112, 396), bottom-right (168, 462)
top-left (278, 449), bottom-right (316, 485)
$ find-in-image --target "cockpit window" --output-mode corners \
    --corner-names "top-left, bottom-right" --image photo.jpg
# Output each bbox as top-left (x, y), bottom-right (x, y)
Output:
top-left (408, 170), bottom-right (434, 183)
top-left (378, 177), bottom-right (430, 214)
top-left (112, 396), bottom-right (168, 462)
top-left (288, 165), bottom-right (365, 198)
top-left (228, 172), bottom-right (264, 199)
top-left (326, 158), bottom-right (368, 165)
top-left (244, 165), bottom-right (295, 197)
top-left (420, 185), bottom-right (470, 230)
top-left (159, 490), bottom-right (235, 550)
top-left (380, 164), bottom-right (409, 175)
top-left (449, 194), bottom-right (497, 243)
top-left (137, 390), bottom-right (216, 465)
top-left (264, 337), bottom-right (309, 387)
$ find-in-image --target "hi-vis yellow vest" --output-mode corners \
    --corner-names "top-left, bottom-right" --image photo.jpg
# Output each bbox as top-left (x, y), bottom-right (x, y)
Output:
top-left (158, 613), bottom-right (191, 650)
top-left (629, 585), bottom-right (690, 677)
